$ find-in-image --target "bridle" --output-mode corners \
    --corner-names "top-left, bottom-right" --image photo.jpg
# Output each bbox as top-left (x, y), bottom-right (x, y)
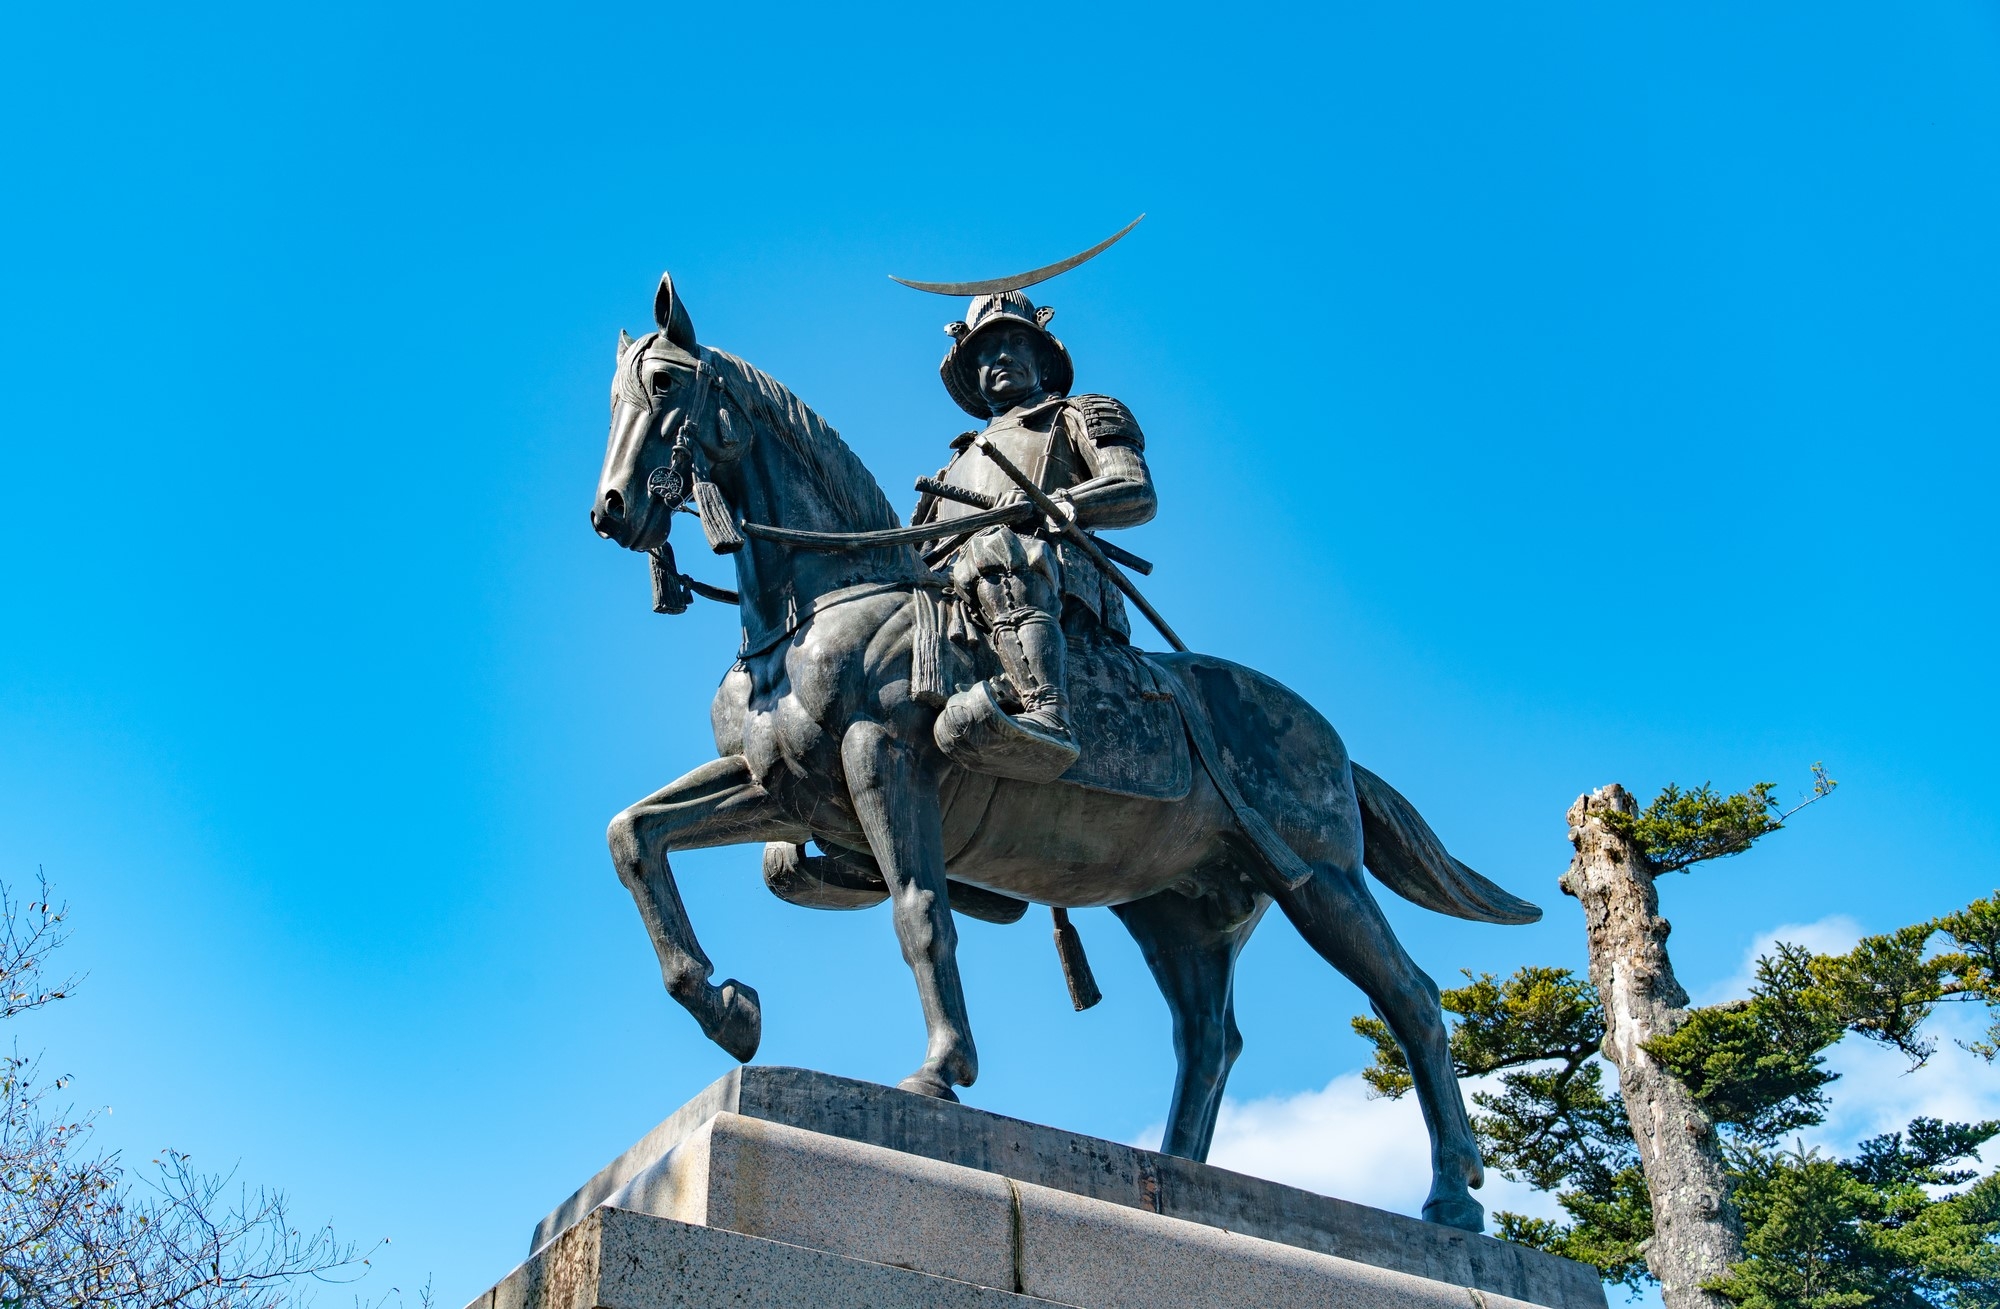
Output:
top-left (632, 345), bottom-right (1024, 622)
top-left (641, 347), bottom-right (1026, 565)
top-left (638, 346), bottom-right (747, 615)
top-left (644, 347), bottom-right (743, 549)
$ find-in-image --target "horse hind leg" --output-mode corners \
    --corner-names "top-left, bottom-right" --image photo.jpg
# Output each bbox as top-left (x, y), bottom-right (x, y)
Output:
top-left (608, 755), bottom-right (806, 1062)
top-left (1113, 877), bottom-right (1267, 1161)
top-left (1274, 859), bottom-right (1487, 1232)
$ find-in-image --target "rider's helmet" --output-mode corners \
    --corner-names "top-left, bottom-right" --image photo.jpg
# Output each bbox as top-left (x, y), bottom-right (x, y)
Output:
top-left (939, 291), bottom-right (1074, 418)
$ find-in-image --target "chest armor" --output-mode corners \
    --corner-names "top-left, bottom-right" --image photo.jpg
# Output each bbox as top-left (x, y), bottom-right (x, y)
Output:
top-left (930, 405), bottom-right (1076, 525)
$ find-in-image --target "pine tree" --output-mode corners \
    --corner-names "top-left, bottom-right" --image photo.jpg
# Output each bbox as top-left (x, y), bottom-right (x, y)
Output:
top-left (1355, 771), bottom-right (2000, 1308)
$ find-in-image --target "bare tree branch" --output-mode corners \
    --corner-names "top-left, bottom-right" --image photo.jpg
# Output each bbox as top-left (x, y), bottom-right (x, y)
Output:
top-left (0, 877), bottom-right (387, 1308)
top-left (1, 870), bottom-right (80, 1019)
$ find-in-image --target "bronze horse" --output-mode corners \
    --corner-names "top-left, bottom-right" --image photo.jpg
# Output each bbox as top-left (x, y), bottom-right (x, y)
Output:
top-left (588, 274), bottom-right (1541, 1231)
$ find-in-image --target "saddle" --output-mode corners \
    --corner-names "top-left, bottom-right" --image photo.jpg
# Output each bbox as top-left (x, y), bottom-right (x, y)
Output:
top-left (763, 622), bottom-right (1192, 926)
top-left (1055, 634), bottom-right (1192, 801)
top-left (763, 603), bottom-right (1194, 1019)
top-left (909, 582), bottom-right (1192, 802)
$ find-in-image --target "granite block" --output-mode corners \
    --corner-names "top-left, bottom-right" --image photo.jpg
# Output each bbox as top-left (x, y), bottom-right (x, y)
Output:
top-left (471, 1206), bottom-right (1066, 1309)
top-left (608, 1114), bottom-right (1019, 1290)
top-left (1013, 1175), bottom-right (1547, 1309)
top-left (533, 1066), bottom-right (1605, 1309)
top-left (571, 1109), bottom-right (1559, 1309)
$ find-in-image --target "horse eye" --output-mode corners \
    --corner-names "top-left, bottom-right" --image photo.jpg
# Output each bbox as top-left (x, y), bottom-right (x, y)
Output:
top-left (651, 372), bottom-right (676, 394)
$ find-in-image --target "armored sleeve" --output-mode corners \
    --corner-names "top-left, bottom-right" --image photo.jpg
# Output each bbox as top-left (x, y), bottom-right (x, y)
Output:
top-left (1070, 394), bottom-right (1145, 452)
top-left (1056, 395), bottom-right (1154, 531)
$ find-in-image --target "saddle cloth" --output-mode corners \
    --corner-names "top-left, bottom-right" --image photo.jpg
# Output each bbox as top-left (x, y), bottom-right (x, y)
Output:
top-left (1058, 637), bottom-right (1192, 801)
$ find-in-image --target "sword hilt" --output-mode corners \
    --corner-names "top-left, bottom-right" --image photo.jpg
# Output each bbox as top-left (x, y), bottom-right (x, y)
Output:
top-left (911, 476), bottom-right (1155, 576)
top-left (915, 475), bottom-right (1000, 511)
top-left (969, 434), bottom-right (1185, 652)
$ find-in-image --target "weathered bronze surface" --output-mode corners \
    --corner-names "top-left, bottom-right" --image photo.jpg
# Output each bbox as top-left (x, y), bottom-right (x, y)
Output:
top-left (588, 264), bottom-right (1542, 1233)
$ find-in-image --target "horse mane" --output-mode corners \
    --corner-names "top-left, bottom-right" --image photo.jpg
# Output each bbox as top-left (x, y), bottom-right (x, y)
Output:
top-left (706, 348), bottom-right (902, 534)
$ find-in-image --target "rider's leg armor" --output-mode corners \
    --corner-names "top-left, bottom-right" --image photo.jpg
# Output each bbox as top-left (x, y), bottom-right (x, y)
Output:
top-left (934, 528), bottom-right (1081, 782)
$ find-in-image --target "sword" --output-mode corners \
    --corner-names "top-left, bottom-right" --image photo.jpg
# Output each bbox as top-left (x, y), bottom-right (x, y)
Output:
top-left (968, 435), bottom-right (1188, 654)
top-left (913, 476), bottom-right (1155, 575)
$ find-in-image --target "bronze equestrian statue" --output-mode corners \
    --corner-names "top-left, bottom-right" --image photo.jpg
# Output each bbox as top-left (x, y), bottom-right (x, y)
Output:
top-left (915, 288), bottom-right (1155, 782)
top-left (588, 246), bottom-right (1542, 1233)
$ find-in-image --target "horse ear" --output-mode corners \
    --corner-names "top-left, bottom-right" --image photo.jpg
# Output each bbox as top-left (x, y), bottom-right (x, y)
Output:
top-left (617, 328), bottom-right (635, 359)
top-left (654, 272), bottom-right (698, 351)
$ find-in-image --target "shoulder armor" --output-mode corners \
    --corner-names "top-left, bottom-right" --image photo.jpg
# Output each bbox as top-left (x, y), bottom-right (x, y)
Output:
top-left (1067, 394), bottom-right (1144, 451)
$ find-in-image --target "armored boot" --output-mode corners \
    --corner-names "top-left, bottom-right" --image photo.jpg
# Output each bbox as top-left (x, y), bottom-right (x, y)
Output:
top-left (991, 605), bottom-right (1078, 759)
top-left (934, 604), bottom-right (1082, 783)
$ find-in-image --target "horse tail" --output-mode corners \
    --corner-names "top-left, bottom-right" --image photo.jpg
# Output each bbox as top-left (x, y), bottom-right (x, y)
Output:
top-left (1353, 764), bottom-right (1542, 925)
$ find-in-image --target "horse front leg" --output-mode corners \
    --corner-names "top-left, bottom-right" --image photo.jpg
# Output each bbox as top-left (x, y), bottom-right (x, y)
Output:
top-left (840, 719), bottom-right (977, 1099)
top-left (607, 755), bottom-right (806, 1062)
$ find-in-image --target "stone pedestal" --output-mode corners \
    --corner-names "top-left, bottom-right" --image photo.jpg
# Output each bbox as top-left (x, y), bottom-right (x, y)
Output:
top-left (468, 1066), bottom-right (1607, 1309)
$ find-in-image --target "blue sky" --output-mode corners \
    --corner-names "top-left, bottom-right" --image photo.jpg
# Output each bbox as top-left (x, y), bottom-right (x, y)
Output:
top-left (3, 2), bottom-right (1997, 1303)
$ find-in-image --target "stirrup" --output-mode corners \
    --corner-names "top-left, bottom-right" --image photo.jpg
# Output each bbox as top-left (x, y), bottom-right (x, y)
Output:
top-left (934, 680), bottom-right (1080, 783)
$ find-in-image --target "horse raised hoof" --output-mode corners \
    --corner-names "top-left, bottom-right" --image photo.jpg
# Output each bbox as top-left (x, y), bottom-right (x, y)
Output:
top-left (896, 1069), bottom-right (961, 1102)
top-left (1421, 1192), bottom-right (1485, 1233)
top-left (934, 680), bottom-right (1079, 783)
top-left (700, 978), bottom-right (762, 1063)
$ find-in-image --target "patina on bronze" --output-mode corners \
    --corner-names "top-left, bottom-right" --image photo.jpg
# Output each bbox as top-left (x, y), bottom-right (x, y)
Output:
top-left (588, 264), bottom-right (1542, 1234)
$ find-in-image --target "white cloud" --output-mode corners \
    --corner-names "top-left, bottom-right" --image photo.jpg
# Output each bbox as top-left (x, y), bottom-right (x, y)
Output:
top-left (1800, 1007), bottom-right (2000, 1159)
top-left (1690, 913), bottom-right (2000, 1158)
top-left (1137, 1070), bottom-right (1563, 1225)
top-left (1695, 914), bottom-right (1864, 1006)
top-left (1134, 916), bottom-right (1999, 1309)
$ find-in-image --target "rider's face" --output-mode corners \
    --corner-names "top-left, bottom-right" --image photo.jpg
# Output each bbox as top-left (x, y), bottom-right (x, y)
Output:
top-left (972, 324), bottom-right (1045, 411)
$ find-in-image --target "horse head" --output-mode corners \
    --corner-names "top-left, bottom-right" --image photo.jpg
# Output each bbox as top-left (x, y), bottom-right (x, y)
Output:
top-left (592, 272), bottom-right (749, 553)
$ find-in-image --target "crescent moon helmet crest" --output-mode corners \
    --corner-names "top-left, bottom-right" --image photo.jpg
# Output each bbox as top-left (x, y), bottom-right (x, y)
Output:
top-left (888, 215), bottom-right (1145, 297)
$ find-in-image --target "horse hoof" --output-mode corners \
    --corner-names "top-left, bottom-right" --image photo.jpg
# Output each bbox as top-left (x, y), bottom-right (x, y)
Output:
top-left (710, 979), bottom-right (761, 1063)
top-left (1422, 1193), bottom-right (1485, 1233)
top-left (897, 1071), bottom-right (960, 1102)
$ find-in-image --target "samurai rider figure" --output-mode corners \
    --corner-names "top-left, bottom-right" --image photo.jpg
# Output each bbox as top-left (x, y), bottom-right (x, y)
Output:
top-left (914, 290), bottom-right (1157, 782)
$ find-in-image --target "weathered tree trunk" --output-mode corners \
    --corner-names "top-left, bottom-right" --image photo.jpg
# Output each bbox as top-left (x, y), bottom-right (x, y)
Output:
top-left (1560, 785), bottom-right (1741, 1309)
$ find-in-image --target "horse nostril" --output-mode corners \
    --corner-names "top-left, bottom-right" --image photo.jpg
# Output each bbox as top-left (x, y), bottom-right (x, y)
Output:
top-left (603, 489), bottom-right (625, 518)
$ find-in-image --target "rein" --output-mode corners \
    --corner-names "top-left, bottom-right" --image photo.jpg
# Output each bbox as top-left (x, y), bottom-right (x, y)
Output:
top-left (739, 501), bottom-right (1026, 550)
top-left (645, 346), bottom-right (1028, 565)
top-left (641, 347), bottom-right (970, 616)
top-left (737, 577), bottom-right (946, 661)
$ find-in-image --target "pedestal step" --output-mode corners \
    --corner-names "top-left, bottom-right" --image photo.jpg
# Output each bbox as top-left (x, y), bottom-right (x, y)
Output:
top-left (475, 1207), bottom-right (1067, 1309)
top-left (472, 1067), bottom-right (1607, 1309)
